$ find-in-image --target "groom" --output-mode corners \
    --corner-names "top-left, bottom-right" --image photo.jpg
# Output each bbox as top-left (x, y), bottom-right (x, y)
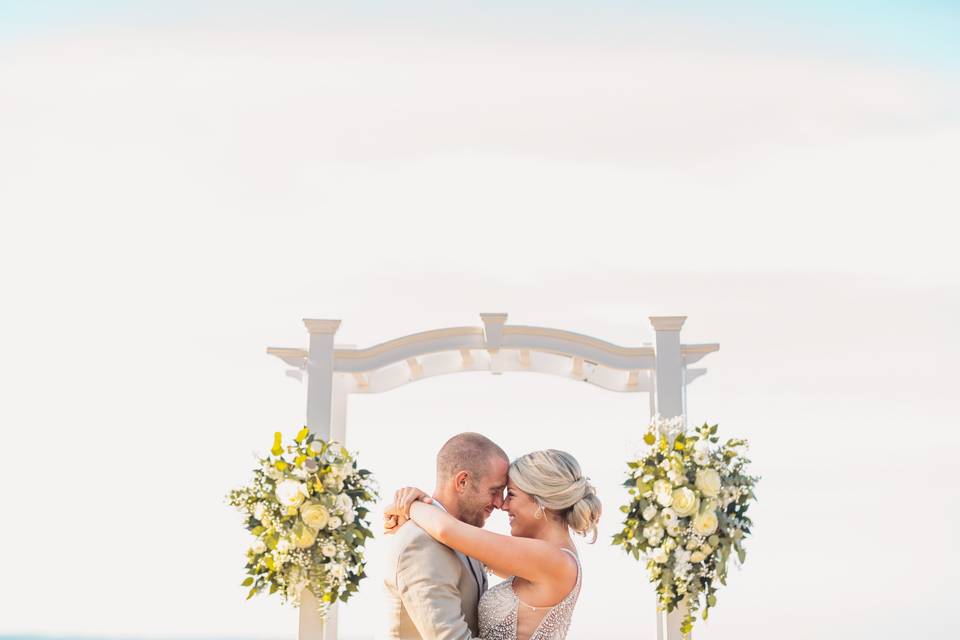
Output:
top-left (382, 432), bottom-right (510, 640)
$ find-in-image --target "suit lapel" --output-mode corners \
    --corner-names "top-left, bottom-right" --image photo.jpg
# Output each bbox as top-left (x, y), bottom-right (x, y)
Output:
top-left (431, 499), bottom-right (486, 594)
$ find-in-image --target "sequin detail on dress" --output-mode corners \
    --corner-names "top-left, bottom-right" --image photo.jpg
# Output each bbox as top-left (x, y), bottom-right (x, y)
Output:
top-left (477, 548), bottom-right (581, 640)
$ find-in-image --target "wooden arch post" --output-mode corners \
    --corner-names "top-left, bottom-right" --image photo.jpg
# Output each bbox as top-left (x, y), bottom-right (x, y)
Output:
top-left (269, 314), bottom-right (717, 640)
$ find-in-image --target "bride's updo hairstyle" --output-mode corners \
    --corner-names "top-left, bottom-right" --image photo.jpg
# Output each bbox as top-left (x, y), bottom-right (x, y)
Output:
top-left (509, 449), bottom-right (602, 543)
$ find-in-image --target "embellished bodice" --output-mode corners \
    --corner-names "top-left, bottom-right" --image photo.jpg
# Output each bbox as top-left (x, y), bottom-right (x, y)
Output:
top-left (477, 548), bottom-right (581, 640)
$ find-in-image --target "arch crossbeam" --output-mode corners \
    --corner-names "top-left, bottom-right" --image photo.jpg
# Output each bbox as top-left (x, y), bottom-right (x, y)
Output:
top-left (267, 313), bottom-right (718, 395)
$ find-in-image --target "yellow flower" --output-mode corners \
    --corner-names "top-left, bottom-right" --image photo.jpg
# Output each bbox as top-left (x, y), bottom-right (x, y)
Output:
top-left (671, 487), bottom-right (699, 517)
top-left (693, 508), bottom-right (719, 536)
top-left (292, 526), bottom-right (318, 549)
top-left (695, 468), bottom-right (722, 498)
top-left (300, 501), bottom-right (330, 530)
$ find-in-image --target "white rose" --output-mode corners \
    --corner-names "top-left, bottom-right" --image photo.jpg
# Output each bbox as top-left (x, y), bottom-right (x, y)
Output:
top-left (643, 524), bottom-right (664, 545)
top-left (276, 537), bottom-right (291, 552)
top-left (642, 504), bottom-right (658, 521)
top-left (253, 503), bottom-right (266, 521)
top-left (335, 493), bottom-right (353, 514)
top-left (292, 466), bottom-right (309, 479)
top-left (653, 479), bottom-right (673, 507)
top-left (251, 538), bottom-right (266, 554)
top-left (671, 487), bottom-right (699, 517)
top-left (321, 542), bottom-right (337, 557)
top-left (666, 521), bottom-right (681, 537)
top-left (693, 509), bottom-right (719, 536)
top-left (651, 547), bottom-right (669, 564)
top-left (327, 516), bottom-right (343, 530)
top-left (329, 563), bottom-right (347, 580)
top-left (695, 468), bottom-right (722, 498)
top-left (300, 502), bottom-right (330, 530)
top-left (692, 440), bottom-right (711, 465)
top-left (276, 479), bottom-right (308, 508)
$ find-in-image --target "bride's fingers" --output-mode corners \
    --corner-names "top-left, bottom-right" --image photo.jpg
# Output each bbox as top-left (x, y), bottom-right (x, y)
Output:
top-left (396, 487), bottom-right (430, 517)
top-left (396, 489), bottom-right (416, 517)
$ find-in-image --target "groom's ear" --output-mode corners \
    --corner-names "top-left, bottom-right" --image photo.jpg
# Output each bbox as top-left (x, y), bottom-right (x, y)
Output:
top-left (454, 470), bottom-right (470, 493)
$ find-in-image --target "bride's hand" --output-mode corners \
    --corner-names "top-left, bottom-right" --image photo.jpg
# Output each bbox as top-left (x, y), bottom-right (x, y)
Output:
top-left (393, 486), bottom-right (432, 519)
top-left (382, 487), bottom-right (432, 535)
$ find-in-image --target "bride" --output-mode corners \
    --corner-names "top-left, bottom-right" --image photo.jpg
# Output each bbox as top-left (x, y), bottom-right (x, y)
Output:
top-left (385, 449), bottom-right (602, 640)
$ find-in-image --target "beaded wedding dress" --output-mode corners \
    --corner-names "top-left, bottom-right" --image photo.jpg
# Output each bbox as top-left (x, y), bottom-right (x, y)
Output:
top-left (477, 548), bottom-right (581, 640)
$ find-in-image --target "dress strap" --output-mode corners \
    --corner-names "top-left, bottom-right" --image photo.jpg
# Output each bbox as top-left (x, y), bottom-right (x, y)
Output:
top-left (559, 547), bottom-right (581, 586)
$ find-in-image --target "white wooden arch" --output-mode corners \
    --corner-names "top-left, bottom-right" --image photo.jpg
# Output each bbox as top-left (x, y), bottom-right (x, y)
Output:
top-left (267, 313), bottom-right (718, 640)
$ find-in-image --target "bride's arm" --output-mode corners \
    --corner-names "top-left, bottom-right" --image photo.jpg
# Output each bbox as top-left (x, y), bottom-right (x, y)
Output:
top-left (408, 501), bottom-right (572, 585)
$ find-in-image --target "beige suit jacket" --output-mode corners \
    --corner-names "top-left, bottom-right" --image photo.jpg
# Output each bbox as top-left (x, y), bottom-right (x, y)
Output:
top-left (382, 519), bottom-right (484, 640)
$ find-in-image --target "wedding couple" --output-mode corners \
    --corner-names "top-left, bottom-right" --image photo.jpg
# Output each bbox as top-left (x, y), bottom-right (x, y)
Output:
top-left (381, 433), bottom-right (602, 640)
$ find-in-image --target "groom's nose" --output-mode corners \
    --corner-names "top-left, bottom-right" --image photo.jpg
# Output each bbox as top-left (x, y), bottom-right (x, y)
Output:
top-left (492, 492), bottom-right (504, 509)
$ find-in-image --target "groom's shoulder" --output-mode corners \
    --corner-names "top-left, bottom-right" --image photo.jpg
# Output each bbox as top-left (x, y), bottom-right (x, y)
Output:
top-left (390, 520), bottom-right (443, 553)
top-left (387, 521), bottom-right (458, 566)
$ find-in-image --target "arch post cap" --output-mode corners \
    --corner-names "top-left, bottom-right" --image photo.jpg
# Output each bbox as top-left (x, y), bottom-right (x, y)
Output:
top-left (303, 319), bottom-right (342, 335)
top-left (649, 316), bottom-right (687, 331)
top-left (480, 313), bottom-right (508, 353)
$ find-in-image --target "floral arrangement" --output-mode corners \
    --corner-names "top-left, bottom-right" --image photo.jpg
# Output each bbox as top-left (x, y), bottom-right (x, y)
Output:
top-left (613, 415), bottom-right (759, 637)
top-left (227, 427), bottom-right (378, 615)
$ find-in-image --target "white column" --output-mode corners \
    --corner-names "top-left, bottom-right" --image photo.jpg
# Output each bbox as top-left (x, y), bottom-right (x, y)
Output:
top-left (330, 344), bottom-right (354, 447)
top-left (331, 375), bottom-right (350, 445)
top-left (649, 316), bottom-right (688, 640)
top-left (301, 318), bottom-right (342, 640)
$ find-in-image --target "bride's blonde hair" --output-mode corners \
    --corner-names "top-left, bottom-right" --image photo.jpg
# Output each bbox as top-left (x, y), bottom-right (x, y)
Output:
top-left (508, 449), bottom-right (602, 543)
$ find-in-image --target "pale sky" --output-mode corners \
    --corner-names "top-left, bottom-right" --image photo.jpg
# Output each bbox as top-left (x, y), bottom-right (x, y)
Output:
top-left (1, 3), bottom-right (958, 640)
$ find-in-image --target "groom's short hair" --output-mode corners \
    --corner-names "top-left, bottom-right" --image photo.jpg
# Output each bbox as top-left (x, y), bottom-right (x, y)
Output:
top-left (437, 432), bottom-right (508, 483)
